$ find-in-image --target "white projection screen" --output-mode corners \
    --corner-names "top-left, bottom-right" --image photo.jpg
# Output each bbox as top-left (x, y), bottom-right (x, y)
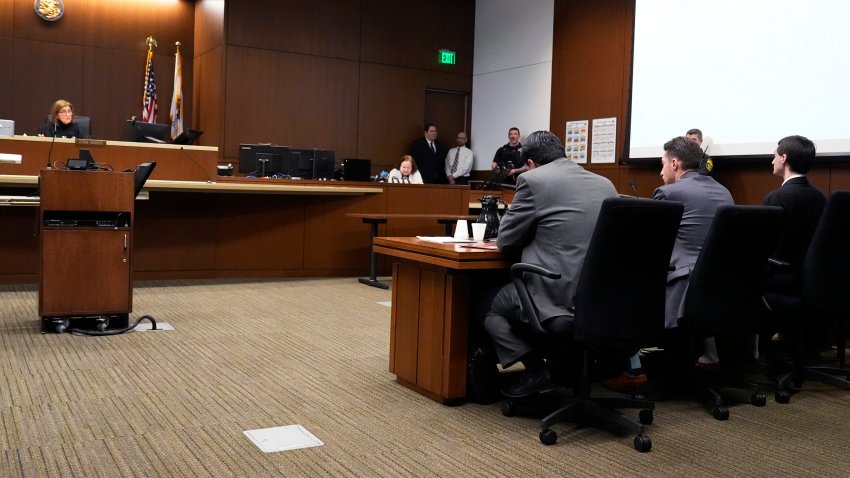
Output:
top-left (628, 0), bottom-right (850, 159)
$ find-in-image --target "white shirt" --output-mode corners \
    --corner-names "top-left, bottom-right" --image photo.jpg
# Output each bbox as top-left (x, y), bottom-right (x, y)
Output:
top-left (387, 169), bottom-right (423, 184)
top-left (444, 146), bottom-right (474, 178)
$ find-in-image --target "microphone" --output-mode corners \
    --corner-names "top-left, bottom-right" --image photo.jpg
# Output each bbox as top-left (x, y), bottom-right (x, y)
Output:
top-left (627, 179), bottom-right (640, 198)
top-left (177, 146), bottom-right (214, 183)
top-left (46, 118), bottom-right (58, 169)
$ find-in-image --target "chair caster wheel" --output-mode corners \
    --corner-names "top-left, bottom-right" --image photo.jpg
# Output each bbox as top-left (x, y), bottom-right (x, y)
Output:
top-left (55, 319), bottom-right (70, 334)
top-left (751, 392), bottom-right (767, 407)
top-left (775, 390), bottom-right (791, 404)
top-left (501, 400), bottom-right (516, 417)
top-left (633, 434), bottom-right (652, 452)
top-left (632, 393), bottom-right (647, 401)
top-left (712, 406), bottom-right (729, 421)
top-left (96, 321), bottom-right (108, 332)
top-left (539, 428), bottom-right (557, 446)
top-left (638, 409), bottom-right (653, 425)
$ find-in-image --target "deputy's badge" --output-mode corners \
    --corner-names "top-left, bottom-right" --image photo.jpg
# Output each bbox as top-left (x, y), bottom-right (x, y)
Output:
top-left (35, 0), bottom-right (64, 22)
top-left (706, 157), bottom-right (714, 172)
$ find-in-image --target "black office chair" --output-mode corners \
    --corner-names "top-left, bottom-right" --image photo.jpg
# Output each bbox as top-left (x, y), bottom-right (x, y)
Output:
top-left (677, 205), bottom-right (784, 420)
top-left (45, 114), bottom-right (91, 138)
top-left (765, 191), bottom-right (850, 401)
top-left (506, 197), bottom-right (683, 452)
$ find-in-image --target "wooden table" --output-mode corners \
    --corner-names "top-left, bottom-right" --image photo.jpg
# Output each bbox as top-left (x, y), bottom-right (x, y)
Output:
top-left (373, 236), bottom-right (507, 404)
top-left (347, 213), bottom-right (479, 289)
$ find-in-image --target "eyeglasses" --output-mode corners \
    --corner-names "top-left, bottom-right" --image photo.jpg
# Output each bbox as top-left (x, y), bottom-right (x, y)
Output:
top-left (58, 110), bottom-right (73, 115)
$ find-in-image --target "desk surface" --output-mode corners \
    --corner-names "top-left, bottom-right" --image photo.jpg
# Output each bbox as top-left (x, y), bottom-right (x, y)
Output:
top-left (0, 173), bottom-right (383, 196)
top-left (348, 213), bottom-right (479, 221)
top-left (374, 236), bottom-right (506, 270)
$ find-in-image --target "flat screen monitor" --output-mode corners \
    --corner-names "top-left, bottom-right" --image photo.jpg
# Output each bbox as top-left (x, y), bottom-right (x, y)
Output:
top-left (133, 161), bottom-right (157, 198)
top-left (238, 144), bottom-right (291, 177)
top-left (343, 158), bottom-right (371, 182)
top-left (171, 128), bottom-right (203, 145)
top-left (121, 120), bottom-right (170, 143)
top-left (313, 150), bottom-right (335, 180)
top-left (289, 149), bottom-right (315, 178)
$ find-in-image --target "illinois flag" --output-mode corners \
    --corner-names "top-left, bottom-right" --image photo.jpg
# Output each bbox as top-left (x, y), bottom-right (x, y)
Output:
top-left (142, 49), bottom-right (158, 123)
top-left (169, 47), bottom-right (183, 139)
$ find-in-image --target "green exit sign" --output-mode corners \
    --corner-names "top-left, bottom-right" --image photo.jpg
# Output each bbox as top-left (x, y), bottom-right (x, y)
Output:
top-left (439, 49), bottom-right (456, 65)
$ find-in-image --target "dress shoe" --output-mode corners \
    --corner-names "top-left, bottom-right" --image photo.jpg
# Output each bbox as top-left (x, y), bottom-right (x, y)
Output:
top-left (501, 369), bottom-right (556, 398)
top-left (599, 370), bottom-right (648, 393)
top-left (694, 361), bottom-right (722, 374)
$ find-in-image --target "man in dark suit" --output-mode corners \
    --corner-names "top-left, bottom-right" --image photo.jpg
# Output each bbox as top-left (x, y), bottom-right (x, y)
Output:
top-left (762, 135), bottom-right (826, 292)
top-left (408, 123), bottom-right (447, 183)
top-left (760, 135), bottom-right (826, 355)
top-left (483, 131), bottom-right (618, 397)
top-left (603, 136), bottom-right (734, 391)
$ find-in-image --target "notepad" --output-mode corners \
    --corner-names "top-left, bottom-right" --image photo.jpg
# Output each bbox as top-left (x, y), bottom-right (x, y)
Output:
top-left (416, 236), bottom-right (475, 244)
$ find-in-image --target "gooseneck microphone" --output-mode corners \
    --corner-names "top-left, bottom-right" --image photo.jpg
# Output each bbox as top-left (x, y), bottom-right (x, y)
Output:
top-left (628, 179), bottom-right (640, 198)
top-left (177, 146), bottom-right (214, 183)
top-left (46, 118), bottom-right (58, 169)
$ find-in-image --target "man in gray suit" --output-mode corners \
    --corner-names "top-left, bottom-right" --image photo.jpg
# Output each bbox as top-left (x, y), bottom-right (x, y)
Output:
top-left (604, 136), bottom-right (734, 391)
top-left (483, 131), bottom-right (618, 398)
top-left (655, 136), bottom-right (734, 330)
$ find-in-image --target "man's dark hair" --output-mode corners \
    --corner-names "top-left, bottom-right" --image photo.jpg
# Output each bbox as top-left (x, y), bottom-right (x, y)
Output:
top-left (424, 123), bottom-right (437, 132)
top-left (521, 131), bottom-right (565, 166)
top-left (686, 128), bottom-right (703, 141)
top-left (663, 136), bottom-right (702, 170)
top-left (777, 135), bottom-right (816, 174)
top-left (509, 127), bottom-right (520, 135)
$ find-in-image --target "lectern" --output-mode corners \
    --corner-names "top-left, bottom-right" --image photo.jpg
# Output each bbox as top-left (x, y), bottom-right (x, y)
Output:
top-left (39, 169), bottom-right (134, 332)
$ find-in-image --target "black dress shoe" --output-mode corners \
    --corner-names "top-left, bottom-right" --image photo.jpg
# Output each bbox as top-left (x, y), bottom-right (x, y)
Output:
top-left (501, 369), bottom-right (557, 398)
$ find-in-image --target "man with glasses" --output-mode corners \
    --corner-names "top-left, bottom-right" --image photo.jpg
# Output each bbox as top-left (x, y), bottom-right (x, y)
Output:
top-left (445, 131), bottom-right (473, 185)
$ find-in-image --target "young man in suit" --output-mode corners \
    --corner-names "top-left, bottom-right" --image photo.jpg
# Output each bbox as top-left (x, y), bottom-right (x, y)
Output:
top-left (408, 123), bottom-right (447, 184)
top-left (603, 136), bottom-right (734, 391)
top-left (483, 131), bottom-right (618, 398)
top-left (762, 135), bottom-right (826, 292)
top-left (760, 135), bottom-right (826, 356)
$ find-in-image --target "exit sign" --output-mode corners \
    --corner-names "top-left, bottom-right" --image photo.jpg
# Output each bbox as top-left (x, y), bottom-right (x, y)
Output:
top-left (439, 49), bottom-right (456, 65)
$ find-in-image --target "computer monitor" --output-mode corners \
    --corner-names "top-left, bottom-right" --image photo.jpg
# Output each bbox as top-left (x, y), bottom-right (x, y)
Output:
top-left (238, 144), bottom-right (291, 177)
top-left (171, 128), bottom-right (203, 145)
top-left (121, 120), bottom-right (170, 143)
top-left (289, 149), bottom-right (315, 178)
top-left (343, 158), bottom-right (371, 182)
top-left (133, 162), bottom-right (157, 198)
top-left (313, 150), bottom-right (335, 180)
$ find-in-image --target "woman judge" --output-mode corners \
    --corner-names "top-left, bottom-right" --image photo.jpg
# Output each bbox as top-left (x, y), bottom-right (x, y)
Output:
top-left (36, 99), bottom-right (88, 138)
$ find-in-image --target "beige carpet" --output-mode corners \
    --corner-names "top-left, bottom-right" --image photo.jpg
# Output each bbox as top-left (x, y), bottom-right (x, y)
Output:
top-left (0, 278), bottom-right (849, 477)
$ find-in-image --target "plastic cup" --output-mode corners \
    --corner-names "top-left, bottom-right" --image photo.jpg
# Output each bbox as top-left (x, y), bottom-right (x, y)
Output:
top-left (471, 222), bottom-right (487, 241)
top-left (454, 219), bottom-right (469, 239)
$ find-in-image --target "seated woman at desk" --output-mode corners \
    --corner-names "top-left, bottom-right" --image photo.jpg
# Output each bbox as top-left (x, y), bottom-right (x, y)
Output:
top-left (36, 99), bottom-right (88, 138)
top-left (387, 155), bottom-right (423, 184)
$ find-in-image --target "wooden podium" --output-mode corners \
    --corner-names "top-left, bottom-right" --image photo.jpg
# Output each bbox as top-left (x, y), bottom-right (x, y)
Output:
top-left (38, 169), bottom-right (134, 332)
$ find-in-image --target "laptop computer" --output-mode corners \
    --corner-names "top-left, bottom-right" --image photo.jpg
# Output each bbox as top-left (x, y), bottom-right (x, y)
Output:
top-left (0, 119), bottom-right (14, 137)
top-left (343, 159), bottom-right (371, 182)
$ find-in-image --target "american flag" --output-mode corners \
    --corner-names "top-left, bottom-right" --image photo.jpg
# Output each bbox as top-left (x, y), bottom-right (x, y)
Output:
top-left (142, 49), bottom-right (158, 123)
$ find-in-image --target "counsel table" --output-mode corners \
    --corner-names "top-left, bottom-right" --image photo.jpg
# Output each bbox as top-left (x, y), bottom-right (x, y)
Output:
top-left (373, 236), bottom-right (507, 404)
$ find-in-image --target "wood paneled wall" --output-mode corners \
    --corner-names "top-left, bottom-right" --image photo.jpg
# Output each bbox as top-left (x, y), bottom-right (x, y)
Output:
top-left (1, 0), bottom-right (194, 140)
top-left (202, 0), bottom-right (475, 173)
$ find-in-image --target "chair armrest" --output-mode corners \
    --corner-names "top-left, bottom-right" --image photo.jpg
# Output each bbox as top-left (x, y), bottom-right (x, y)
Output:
top-left (510, 263), bottom-right (562, 335)
top-left (767, 257), bottom-right (790, 270)
top-left (510, 263), bottom-right (562, 280)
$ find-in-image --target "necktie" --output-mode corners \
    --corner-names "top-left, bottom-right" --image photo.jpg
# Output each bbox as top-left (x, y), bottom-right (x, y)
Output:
top-left (430, 142), bottom-right (436, 154)
top-left (451, 148), bottom-right (460, 174)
